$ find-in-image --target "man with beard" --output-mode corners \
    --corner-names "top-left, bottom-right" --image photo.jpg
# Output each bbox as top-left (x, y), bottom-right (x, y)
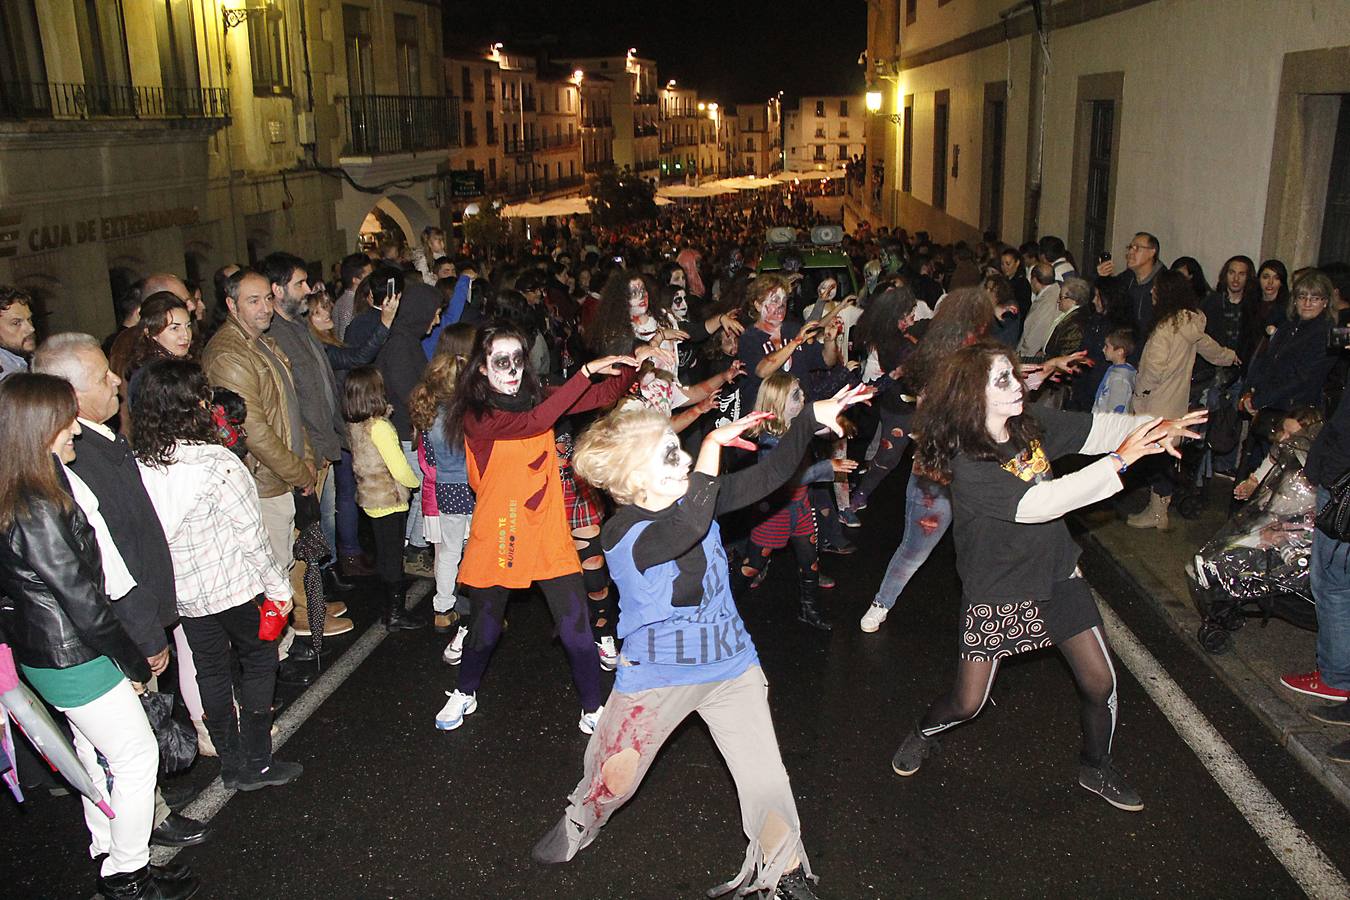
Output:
top-left (0, 286), bottom-right (37, 381)
top-left (260, 252), bottom-right (354, 639)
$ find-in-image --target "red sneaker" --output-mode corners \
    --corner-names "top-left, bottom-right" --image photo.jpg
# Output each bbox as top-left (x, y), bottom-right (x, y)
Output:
top-left (1280, 670), bottom-right (1350, 702)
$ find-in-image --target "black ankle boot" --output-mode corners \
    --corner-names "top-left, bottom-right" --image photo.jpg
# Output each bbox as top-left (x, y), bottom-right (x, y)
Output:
top-left (229, 710), bottom-right (302, 792)
top-left (384, 583), bottom-right (425, 631)
top-left (322, 564), bottom-right (354, 594)
top-left (797, 576), bottom-right (832, 631)
top-left (201, 710), bottom-right (243, 785)
top-left (97, 864), bottom-right (200, 900)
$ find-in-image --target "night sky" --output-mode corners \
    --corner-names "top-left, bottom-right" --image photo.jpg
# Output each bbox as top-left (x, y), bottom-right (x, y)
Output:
top-left (442, 0), bottom-right (867, 103)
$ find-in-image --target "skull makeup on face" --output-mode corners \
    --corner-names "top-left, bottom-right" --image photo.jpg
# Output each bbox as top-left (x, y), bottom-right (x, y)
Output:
top-left (484, 336), bottom-right (526, 395)
top-left (817, 277), bottom-right (838, 302)
top-left (784, 381), bottom-right (806, 420)
top-left (758, 287), bottom-right (788, 329)
top-left (985, 355), bottom-right (1024, 423)
top-left (636, 427), bottom-right (692, 506)
top-left (670, 288), bottom-right (689, 321)
top-left (628, 278), bottom-right (649, 318)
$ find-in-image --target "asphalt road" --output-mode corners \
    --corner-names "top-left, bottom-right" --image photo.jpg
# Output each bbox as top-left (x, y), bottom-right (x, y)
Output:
top-left (5, 469), bottom-right (1350, 899)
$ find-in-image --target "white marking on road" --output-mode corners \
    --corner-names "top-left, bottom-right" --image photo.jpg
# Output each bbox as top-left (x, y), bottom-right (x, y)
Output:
top-left (1097, 595), bottom-right (1350, 900)
top-left (151, 580), bottom-right (432, 866)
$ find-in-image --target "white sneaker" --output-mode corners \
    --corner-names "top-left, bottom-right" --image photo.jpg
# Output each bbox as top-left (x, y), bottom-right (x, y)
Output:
top-left (596, 636), bottom-right (618, 672)
top-left (860, 602), bottom-right (890, 633)
top-left (578, 705), bottom-right (604, 735)
top-left (435, 690), bottom-right (477, 730)
top-left (442, 625), bottom-right (469, 666)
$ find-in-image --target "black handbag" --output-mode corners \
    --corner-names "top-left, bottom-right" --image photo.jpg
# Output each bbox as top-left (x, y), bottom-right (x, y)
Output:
top-left (138, 690), bottom-right (197, 776)
top-left (1316, 468), bottom-right (1350, 541)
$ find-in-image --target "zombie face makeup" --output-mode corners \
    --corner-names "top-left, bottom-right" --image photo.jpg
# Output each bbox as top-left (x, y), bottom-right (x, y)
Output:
top-left (635, 427), bottom-right (691, 507)
top-left (483, 336), bottom-right (526, 395)
top-left (670, 289), bottom-right (689, 321)
top-left (985, 355), bottom-right (1024, 427)
top-left (757, 288), bottom-right (787, 329)
top-left (784, 382), bottom-right (806, 420)
top-left (628, 278), bottom-right (649, 318)
top-left (818, 278), bottom-right (838, 302)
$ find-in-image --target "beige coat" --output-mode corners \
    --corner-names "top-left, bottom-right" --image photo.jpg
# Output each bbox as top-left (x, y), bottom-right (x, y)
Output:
top-left (1133, 309), bottom-right (1237, 418)
top-left (202, 316), bottom-right (314, 498)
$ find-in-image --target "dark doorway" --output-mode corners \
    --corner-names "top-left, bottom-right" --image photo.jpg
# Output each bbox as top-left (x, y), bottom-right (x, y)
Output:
top-left (1319, 95), bottom-right (1350, 265)
top-left (982, 84), bottom-right (1007, 239)
top-left (1082, 99), bottom-right (1115, 268)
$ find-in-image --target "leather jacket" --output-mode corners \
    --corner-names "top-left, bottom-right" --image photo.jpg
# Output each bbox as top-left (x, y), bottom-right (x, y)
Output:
top-left (0, 490), bottom-right (151, 682)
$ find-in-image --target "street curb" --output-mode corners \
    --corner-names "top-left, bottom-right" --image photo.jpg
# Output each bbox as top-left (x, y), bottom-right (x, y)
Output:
top-left (1077, 527), bottom-right (1350, 813)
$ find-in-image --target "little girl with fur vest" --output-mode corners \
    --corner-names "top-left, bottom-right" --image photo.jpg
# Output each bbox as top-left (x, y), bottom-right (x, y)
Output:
top-left (343, 366), bottom-right (424, 632)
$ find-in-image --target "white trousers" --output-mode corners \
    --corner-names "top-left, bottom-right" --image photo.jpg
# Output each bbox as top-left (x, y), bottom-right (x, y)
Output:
top-left (426, 512), bottom-right (471, 613)
top-left (59, 679), bottom-right (159, 876)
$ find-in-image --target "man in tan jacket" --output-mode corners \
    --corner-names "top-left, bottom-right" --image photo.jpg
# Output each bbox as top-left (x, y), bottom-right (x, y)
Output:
top-left (203, 270), bottom-right (341, 652)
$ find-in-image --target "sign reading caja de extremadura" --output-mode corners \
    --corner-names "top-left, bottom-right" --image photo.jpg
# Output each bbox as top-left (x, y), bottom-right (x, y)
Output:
top-left (3, 207), bottom-right (202, 256)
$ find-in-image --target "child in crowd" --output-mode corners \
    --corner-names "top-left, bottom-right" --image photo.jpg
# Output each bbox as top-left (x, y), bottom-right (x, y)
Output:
top-left (1093, 328), bottom-right (1137, 414)
top-left (343, 366), bottom-right (425, 632)
top-left (1234, 406), bottom-right (1324, 500)
top-left (409, 325), bottom-right (478, 660)
top-left (740, 372), bottom-right (856, 631)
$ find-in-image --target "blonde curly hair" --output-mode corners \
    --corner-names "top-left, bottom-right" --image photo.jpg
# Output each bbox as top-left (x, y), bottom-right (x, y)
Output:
top-left (574, 407), bottom-right (674, 506)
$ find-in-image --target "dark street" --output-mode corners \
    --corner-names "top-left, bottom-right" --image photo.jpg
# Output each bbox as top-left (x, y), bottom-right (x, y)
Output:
top-left (7, 471), bottom-right (1350, 899)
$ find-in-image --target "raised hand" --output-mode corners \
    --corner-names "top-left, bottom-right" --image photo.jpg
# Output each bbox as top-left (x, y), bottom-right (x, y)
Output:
top-left (706, 411), bottom-right (773, 452)
top-left (812, 383), bottom-right (875, 437)
top-left (583, 355), bottom-right (639, 377)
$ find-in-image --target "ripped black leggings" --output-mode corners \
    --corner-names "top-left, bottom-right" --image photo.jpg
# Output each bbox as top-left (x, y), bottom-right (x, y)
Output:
top-left (574, 526), bottom-right (615, 641)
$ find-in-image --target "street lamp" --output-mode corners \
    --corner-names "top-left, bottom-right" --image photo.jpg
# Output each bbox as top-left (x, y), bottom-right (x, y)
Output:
top-left (865, 91), bottom-right (882, 113)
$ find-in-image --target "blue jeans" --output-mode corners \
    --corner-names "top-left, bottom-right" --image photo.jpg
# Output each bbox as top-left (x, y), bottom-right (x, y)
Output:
top-left (401, 440), bottom-right (426, 549)
top-left (319, 462), bottom-right (336, 558)
top-left (334, 449), bottom-right (361, 557)
top-left (872, 474), bottom-right (952, 609)
top-left (1312, 487), bottom-right (1350, 690)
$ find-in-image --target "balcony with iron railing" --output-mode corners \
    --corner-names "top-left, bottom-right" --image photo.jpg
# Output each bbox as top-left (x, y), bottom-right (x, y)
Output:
top-left (583, 158), bottom-right (614, 173)
top-left (582, 115), bottom-right (612, 128)
top-left (0, 81), bottom-right (230, 123)
top-left (503, 136), bottom-right (538, 154)
top-left (634, 122), bottom-right (659, 137)
top-left (537, 132), bottom-right (580, 153)
top-left (340, 94), bottom-right (459, 155)
top-left (635, 93), bottom-right (658, 105)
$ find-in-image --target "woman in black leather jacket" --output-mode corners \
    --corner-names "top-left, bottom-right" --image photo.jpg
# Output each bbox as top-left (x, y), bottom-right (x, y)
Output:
top-left (0, 374), bottom-right (194, 900)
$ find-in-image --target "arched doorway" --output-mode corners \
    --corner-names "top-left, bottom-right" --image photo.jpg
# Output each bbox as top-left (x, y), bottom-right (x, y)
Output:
top-left (355, 193), bottom-right (433, 257)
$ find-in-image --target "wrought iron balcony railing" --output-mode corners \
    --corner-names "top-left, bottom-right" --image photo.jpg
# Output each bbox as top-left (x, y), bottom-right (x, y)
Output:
top-left (0, 81), bottom-right (230, 121)
top-left (340, 93), bottom-right (459, 155)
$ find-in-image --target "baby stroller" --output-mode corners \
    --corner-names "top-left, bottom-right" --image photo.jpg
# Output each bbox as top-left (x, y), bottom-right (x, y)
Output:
top-left (1185, 437), bottom-right (1319, 653)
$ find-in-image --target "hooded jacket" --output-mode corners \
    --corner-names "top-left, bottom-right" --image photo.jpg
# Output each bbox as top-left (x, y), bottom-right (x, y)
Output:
top-left (376, 282), bottom-right (439, 441)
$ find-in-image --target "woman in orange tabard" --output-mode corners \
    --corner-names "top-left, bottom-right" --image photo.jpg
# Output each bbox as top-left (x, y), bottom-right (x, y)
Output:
top-left (433, 322), bottom-right (648, 735)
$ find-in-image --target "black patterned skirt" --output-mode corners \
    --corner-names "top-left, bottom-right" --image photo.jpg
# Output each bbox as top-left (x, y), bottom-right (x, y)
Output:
top-left (959, 574), bottom-right (1101, 661)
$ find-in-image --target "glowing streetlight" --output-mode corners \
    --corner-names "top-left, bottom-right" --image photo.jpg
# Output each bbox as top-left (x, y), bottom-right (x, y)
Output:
top-left (866, 91), bottom-right (882, 113)
top-left (573, 69), bottom-right (584, 85)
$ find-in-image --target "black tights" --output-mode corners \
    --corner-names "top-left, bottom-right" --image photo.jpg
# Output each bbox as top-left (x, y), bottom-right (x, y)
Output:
top-left (742, 534), bottom-right (819, 591)
top-left (918, 627), bottom-right (1118, 767)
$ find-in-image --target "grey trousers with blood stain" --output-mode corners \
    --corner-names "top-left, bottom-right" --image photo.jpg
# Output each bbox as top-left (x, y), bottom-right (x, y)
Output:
top-left (532, 664), bottom-right (814, 896)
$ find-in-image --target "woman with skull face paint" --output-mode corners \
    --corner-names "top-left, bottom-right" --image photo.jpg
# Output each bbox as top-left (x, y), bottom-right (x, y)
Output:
top-left (435, 323), bottom-right (654, 734)
top-left (893, 339), bottom-right (1205, 812)
top-left (736, 274), bottom-right (837, 421)
top-left (532, 383), bottom-right (872, 899)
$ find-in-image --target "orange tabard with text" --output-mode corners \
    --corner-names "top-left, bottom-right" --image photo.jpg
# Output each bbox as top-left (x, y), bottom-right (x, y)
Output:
top-left (457, 428), bottom-right (582, 589)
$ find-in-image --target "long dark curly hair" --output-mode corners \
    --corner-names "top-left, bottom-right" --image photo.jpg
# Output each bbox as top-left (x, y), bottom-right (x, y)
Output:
top-left (902, 287), bottom-right (994, 393)
top-left (130, 358), bottom-right (219, 468)
top-left (853, 285), bottom-right (919, 370)
top-left (442, 321), bottom-right (544, 446)
top-left (586, 270), bottom-right (661, 356)
top-left (912, 339), bottom-right (1041, 484)
top-left (1149, 268), bottom-right (1202, 336)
